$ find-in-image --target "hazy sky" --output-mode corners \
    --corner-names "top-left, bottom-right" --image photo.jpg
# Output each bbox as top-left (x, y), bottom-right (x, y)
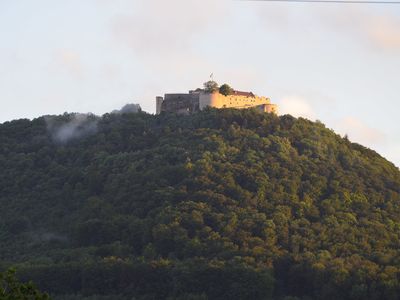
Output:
top-left (0, 0), bottom-right (399, 166)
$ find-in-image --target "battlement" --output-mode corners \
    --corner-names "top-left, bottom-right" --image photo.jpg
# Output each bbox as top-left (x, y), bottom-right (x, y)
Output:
top-left (156, 88), bottom-right (278, 115)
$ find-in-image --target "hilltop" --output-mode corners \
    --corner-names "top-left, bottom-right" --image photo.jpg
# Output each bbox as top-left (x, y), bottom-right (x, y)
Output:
top-left (0, 108), bottom-right (400, 300)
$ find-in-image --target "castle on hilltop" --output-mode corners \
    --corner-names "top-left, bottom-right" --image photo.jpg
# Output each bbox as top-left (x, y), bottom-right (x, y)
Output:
top-left (156, 81), bottom-right (278, 115)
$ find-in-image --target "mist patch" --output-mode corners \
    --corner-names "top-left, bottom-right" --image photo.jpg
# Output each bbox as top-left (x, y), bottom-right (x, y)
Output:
top-left (45, 113), bottom-right (98, 144)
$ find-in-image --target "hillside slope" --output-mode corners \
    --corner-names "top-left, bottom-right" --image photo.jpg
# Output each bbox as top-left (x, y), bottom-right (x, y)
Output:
top-left (1, 108), bottom-right (400, 300)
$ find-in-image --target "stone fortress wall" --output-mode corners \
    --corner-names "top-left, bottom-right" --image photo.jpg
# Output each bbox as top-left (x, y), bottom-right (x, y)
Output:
top-left (156, 93), bottom-right (199, 115)
top-left (156, 88), bottom-right (278, 115)
top-left (199, 92), bottom-right (277, 114)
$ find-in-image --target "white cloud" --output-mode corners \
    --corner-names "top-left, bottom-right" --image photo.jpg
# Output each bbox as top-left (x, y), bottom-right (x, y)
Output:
top-left (367, 15), bottom-right (400, 50)
top-left (111, 0), bottom-right (228, 58)
top-left (316, 7), bottom-right (400, 51)
top-left (251, 4), bottom-right (400, 51)
top-left (279, 96), bottom-right (316, 120)
top-left (52, 49), bottom-right (84, 79)
top-left (335, 116), bottom-right (386, 145)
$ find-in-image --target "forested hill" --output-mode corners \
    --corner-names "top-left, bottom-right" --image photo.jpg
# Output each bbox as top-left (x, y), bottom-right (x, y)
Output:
top-left (1, 108), bottom-right (400, 300)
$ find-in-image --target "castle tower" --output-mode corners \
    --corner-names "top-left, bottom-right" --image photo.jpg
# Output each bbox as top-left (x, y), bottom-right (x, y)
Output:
top-left (156, 96), bottom-right (164, 115)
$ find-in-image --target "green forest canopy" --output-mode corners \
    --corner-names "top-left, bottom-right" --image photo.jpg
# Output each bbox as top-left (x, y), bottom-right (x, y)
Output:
top-left (0, 268), bottom-right (50, 299)
top-left (0, 108), bottom-right (399, 299)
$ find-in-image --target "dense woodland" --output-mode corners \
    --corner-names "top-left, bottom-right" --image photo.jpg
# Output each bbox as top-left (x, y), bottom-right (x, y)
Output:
top-left (0, 108), bottom-right (400, 299)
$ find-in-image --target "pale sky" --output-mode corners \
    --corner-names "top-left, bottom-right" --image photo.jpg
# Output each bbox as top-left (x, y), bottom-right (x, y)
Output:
top-left (0, 0), bottom-right (399, 166)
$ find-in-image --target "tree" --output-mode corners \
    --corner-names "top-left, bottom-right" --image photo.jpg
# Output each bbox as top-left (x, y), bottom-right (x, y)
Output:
top-left (0, 269), bottom-right (50, 299)
top-left (203, 81), bottom-right (219, 93)
top-left (219, 84), bottom-right (234, 96)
